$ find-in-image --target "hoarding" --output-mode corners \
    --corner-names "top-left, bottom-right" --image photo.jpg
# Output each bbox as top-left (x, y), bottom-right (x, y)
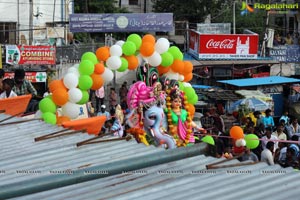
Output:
top-left (69, 13), bottom-right (173, 32)
top-left (6, 45), bottom-right (56, 65)
top-left (4, 71), bottom-right (47, 83)
top-left (189, 30), bottom-right (259, 59)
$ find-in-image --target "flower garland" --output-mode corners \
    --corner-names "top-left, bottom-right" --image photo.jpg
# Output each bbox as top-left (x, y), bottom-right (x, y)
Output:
top-left (166, 89), bottom-right (193, 147)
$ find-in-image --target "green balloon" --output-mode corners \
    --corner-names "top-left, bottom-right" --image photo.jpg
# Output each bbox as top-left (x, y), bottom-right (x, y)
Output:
top-left (160, 52), bottom-right (174, 67)
top-left (178, 81), bottom-right (184, 90)
top-left (184, 87), bottom-right (195, 100)
top-left (81, 52), bottom-right (98, 64)
top-left (127, 34), bottom-right (142, 50)
top-left (168, 46), bottom-right (183, 60)
top-left (79, 60), bottom-right (95, 75)
top-left (42, 112), bottom-right (57, 125)
top-left (245, 134), bottom-right (260, 149)
top-left (117, 57), bottom-right (128, 72)
top-left (78, 90), bottom-right (89, 105)
top-left (78, 75), bottom-right (93, 90)
top-left (122, 41), bottom-right (136, 56)
top-left (201, 135), bottom-right (215, 145)
top-left (39, 98), bottom-right (56, 113)
top-left (188, 94), bottom-right (198, 105)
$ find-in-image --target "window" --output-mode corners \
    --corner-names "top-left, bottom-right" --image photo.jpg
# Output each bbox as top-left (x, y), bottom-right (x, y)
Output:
top-left (0, 22), bottom-right (16, 44)
top-left (129, 0), bottom-right (139, 5)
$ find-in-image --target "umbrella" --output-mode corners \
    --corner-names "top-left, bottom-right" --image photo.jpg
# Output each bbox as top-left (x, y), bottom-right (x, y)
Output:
top-left (229, 97), bottom-right (270, 112)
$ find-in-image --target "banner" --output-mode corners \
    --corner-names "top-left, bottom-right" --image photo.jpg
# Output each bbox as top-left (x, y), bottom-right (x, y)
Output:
top-left (6, 45), bottom-right (56, 65)
top-left (4, 71), bottom-right (47, 83)
top-left (189, 30), bottom-right (259, 59)
top-left (69, 13), bottom-right (173, 32)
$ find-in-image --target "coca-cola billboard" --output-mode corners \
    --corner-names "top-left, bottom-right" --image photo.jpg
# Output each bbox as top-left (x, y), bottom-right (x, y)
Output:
top-left (189, 30), bottom-right (259, 59)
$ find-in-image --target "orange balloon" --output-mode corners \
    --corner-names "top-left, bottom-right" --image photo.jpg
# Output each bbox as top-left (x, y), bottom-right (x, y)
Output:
top-left (157, 65), bottom-right (170, 75)
top-left (142, 34), bottom-right (156, 45)
top-left (56, 115), bottom-right (71, 126)
top-left (90, 73), bottom-right (104, 90)
top-left (170, 59), bottom-right (184, 74)
top-left (230, 126), bottom-right (244, 139)
top-left (186, 103), bottom-right (195, 118)
top-left (183, 72), bottom-right (193, 82)
top-left (183, 61), bottom-right (193, 74)
top-left (49, 79), bottom-right (67, 93)
top-left (140, 42), bottom-right (155, 57)
top-left (124, 55), bottom-right (139, 70)
top-left (96, 46), bottom-right (110, 61)
top-left (94, 62), bottom-right (105, 74)
top-left (52, 88), bottom-right (69, 106)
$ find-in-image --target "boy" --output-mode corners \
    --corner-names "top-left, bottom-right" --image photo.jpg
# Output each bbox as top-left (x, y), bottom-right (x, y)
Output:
top-left (0, 78), bottom-right (17, 98)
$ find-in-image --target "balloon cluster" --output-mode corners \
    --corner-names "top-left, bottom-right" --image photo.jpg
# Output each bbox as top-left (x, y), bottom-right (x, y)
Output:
top-left (229, 126), bottom-right (260, 149)
top-left (39, 52), bottom-right (105, 124)
top-left (39, 33), bottom-right (198, 125)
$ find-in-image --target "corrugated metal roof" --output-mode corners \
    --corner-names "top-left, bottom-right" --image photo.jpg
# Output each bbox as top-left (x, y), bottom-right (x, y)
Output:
top-left (218, 76), bottom-right (300, 87)
top-left (11, 155), bottom-right (300, 200)
top-left (1, 113), bottom-right (300, 200)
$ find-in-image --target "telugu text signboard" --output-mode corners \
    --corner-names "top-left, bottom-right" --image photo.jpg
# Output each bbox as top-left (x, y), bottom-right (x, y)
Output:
top-left (4, 72), bottom-right (47, 83)
top-left (189, 30), bottom-right (259, 59)
top-left (6, 45), bottom-right (56, 65)
top-left (69, 13), bottom-right (173, 32)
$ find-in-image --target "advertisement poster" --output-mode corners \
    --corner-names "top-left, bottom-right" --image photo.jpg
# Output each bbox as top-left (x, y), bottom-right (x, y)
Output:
top-left (6, 45), bottom-right (56, 65)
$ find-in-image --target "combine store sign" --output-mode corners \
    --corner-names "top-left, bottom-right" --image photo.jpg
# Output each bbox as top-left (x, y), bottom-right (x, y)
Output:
top-left (6, 45), bottom-right (56, 65)
top-left (189, 30), bottom-right (258, 59)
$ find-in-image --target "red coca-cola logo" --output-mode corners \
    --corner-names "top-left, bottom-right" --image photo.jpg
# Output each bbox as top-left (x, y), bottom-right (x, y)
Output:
top-left (206, 39), bottom-right (235, 49)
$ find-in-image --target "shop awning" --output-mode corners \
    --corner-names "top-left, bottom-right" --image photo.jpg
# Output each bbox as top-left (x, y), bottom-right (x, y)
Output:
top-left (218, 76), bottom-right (300, 87)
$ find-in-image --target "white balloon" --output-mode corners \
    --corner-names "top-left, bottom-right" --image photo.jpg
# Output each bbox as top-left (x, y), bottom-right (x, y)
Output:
top-left (145, 51), bottom-right (161, 67)
top-left (63, 73), bottom-right (79, 89)
top-left (183, 82), bottom-right (192, 87)
top-left (35, 110), bottom-right (42, 118)
top-left (106, 56), bottom-right (122, 70)
top-left (68, 88), bottom-right (83, 103)
top-left (102, 67), bottom-right (114, 83)
top-left (67, 67), bottom-right (80, 77)
top-left (155, 38), bottom-right (170, 54)
top-left (115, 40), bottom-right (125, 47)
top-left (179, 75), bottom-right (184, 81)
top-left (110, 45), bottom-right (123, 57)
top-left (164, 71), bottom-right (179, 80)
top-left (235, 139), bottom-right (246, 147)
top-left (72, 63), bottom-right (79, 68)
top-left (61, 102), bottom-right (80, 119)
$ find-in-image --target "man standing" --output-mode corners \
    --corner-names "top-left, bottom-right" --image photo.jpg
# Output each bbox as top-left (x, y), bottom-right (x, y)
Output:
top-left (261, 141), bottom-right (275, 165)
top-left (95, 86), bottom-right (105, 113)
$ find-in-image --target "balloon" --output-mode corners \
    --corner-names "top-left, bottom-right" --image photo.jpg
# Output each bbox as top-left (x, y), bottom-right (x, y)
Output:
top-left (170, 59), bottom-right (184, 74)
top-left (42, 112), bottom-right (57, 125)
top-left (245, 134), bottom-right (260, 149)
top-left (106, 56), bottom-right (122, 70)
top-left (146, 51), bottom-right (161, 67)
top-left (90, 73), bottom-right (104, 90)
top-left (235, 138), bottom-right (246, 147)
top-left (230, 126), bottom-right (244, 139)
top-left (188, 94), bottom-right (198, 105)
top-left (96, 46), bottom-right (110, 61)
top-left (168, 46), bottom-right (183, 60)
top-left (201, 135), bottom-right (215, 145)
top-left (81, 52), bottom-right (98, 64)
top-left (63, 73), bottom-right (79, 89)
top-left (94, 62), bottom-right (105, 74)
top-left (68, 87), bottom-right (83, 103)
top-left (127, 34), bottom-right (142, 50)
top-left (186, 103), bottom-right (195, 117)
top-left (157, 65), bottom-right (170, 75)
top-left (124, 55), bottom-right (139, 70)
top-left (178, 75), bottom-right (184, 81)
top-left (183, 87), bottom-right (195, 100)
top-left (178, 81), bottom-right (184, 90)
top-left (110, 44), bottom-right (123, 57)
top-left (142, 34), bottom-right (156, 45)
top-left (136, 54), bottom-right (144, 66)
top-left (117, 57), bottom-right (128, 72)
top-left (52, 88), bottom-right (69, 106)
top-left (155, 38), bottom-right (170, 54)
top-left (79, 60), bottom-right (94, 75)
top-left (78, 90), bottom-right (89, 105)
top-left (78, 75), bottom-right (93, 90)
top-left (183, 72), bottom-right (193, 82)
top-left (160, 52), bottom-right (174, 67)
top-left (183, 61), bottom-right (193, 74)
top-left (140, 42), bottom-right (155, 57)
top-left (115, 40), bottom-right (125, 47)
top-left (56, 115), bottom-right (71, 126)
top-left (39, 98), bottom-right (56, 113)
top-left (67, 66), bottom-right (80, 77)
top-left (61, 102), bottom-right (80, 119)
top-left (122, 41), bottom-right (136, 56)
top-left (49, 79), bottom-right (67, 93)
top-left (164, 70), bottom-right (179, 80)
top-left (102, 67), bottom-right (114, 83)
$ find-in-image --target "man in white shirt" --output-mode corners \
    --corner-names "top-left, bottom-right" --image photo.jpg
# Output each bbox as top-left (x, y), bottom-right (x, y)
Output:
top-left (261, 141), bottom-right (275, 165)
top-left (262, 127), bottom-right (278, 151)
